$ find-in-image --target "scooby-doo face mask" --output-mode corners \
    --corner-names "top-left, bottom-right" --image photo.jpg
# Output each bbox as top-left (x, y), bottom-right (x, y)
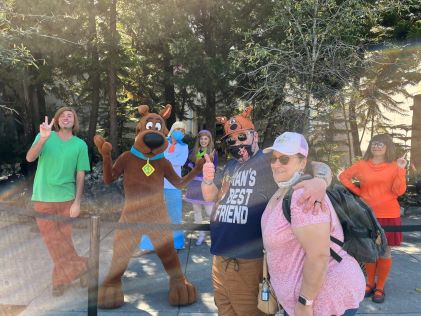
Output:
top-left (217, 105), bottom-right (256, 162)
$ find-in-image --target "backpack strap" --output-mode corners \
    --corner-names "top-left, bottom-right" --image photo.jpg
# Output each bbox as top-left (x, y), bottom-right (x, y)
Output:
top-left (282, 187), bottom-right (293, 223)
top-left (330, 235), bottom-right (344, 247)
top-left (281, 175), bottom-right (313, 222)
top-left (329, 236), bottom-right (343, 262)
top-left (281, 177), bottom-right (343, 263)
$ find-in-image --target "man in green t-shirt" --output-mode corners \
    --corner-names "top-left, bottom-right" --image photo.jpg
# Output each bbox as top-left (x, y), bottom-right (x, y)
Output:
top-left (26, 106), bottom-right (90, 297)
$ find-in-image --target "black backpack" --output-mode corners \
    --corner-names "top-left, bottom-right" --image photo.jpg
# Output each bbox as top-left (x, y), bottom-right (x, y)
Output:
top-left (282, 178), bottom-right (387, 263)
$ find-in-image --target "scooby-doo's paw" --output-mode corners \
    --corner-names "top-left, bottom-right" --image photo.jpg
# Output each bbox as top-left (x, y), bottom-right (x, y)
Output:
top-left (94, 135), bottom-right (112, 156)
top-left (168, 276), bottom-right (197, 306)
top-left (195, 157), bottom-right (206, 170)
top-left (94, 135), bottom-right (105, 150)
top-left (98, 283), bottom-right (124, 309)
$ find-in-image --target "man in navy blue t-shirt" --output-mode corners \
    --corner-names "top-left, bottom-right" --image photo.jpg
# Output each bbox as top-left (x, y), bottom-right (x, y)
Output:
top-left (202, 106), bottom-right (332, 316)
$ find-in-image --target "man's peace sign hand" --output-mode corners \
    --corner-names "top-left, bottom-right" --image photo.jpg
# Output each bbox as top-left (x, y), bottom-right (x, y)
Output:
top-left (40, 116), bottom-right (55, 139)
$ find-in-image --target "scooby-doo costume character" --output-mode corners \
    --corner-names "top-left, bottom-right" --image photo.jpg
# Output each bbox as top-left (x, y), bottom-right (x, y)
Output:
top-left (94, 104), bottom-right (202, 309)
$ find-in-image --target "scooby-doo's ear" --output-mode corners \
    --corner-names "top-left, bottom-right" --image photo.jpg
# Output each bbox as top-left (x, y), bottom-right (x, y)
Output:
top-left (160, 104), bottom-right (172, 120)
top-left (138, 105), bottom-right (150, 116)
top-left (241, 105), bottom-right (253, 118)
top-left (216, 116), bottom-right (227, 124)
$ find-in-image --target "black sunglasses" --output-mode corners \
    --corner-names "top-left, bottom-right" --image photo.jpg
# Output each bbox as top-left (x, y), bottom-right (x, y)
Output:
top-left (225, 133), bottom-right (248, 145)
top-left (269, 156), bottom-right (295, 165)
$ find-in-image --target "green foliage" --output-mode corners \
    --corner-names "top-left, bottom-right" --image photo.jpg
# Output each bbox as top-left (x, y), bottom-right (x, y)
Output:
top-left (0, 2), bottom-right (36, 68)
top-left (182, 133), bottom-right (197, 151)
top-left (408, 20), bottom-right (421, 39)
top-left (0, 0), bottom-right (418, 168)
top-left (355, 46), bottom-right (420, 140)
top-left (0, 108), bottom-right (25, 165)
top-left (311, 141), bottom-right (344, 175)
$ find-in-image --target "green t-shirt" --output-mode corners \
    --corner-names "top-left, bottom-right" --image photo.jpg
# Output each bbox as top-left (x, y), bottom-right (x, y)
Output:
top-left (31, 131), bottom-right (90, 202)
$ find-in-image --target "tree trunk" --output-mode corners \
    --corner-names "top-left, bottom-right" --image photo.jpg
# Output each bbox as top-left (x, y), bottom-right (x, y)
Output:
top-left (28, 54), bottom-right (45, 127)
top-left (348, 71), bottom-right (362, 157)
top-left (370, 114), bottom-right (375, 140)
top-left (348, 47), bottom-right (365, 157)
top-left (21, 76), bottom-right (35, 141)
top-left (87, 0), bottom-right (101, 158)
top-left (31, 86), bottom-right (40, 130)
top-left (302, 88), bottom-right (312, 134)
top-left (36, 82), bottom-right (46, 118)
top-left (201, 0), bottom-right (216, 136)
top-left (163, 47), bottom-right (176, 126)
top-left (108, 0), bottom-right (119, 155)
top-left (261, 101), bottom-right (281, 147)
top-left (348, 96), bottom-right (361, 157)
top-left (204, 89), bottom-right (216, 136)
top-left (340, 98), bottom-right (353, 165)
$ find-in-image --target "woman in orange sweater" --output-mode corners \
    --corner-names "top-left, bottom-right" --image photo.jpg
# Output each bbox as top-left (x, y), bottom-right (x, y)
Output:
top-left (339, 134), bottom-right (406, 304)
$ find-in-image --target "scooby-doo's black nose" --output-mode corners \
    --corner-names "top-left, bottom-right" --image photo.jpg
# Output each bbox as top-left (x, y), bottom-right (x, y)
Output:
top-left (143, 133), bottom-right (165, 149)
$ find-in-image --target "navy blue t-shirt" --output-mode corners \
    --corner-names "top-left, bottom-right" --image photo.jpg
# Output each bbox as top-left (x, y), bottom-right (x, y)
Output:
top-left (210, 150), bottom-right (277, 259)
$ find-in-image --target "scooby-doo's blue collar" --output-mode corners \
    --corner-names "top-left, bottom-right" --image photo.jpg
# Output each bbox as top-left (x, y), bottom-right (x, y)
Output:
top-left (130, 146), bottom-right (165, 160)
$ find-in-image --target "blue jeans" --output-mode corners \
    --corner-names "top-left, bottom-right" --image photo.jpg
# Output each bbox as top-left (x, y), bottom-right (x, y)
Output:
top-left (342, 309), bottom-right (358, 316)
top-left (284, 308), bottom-right (357, 316)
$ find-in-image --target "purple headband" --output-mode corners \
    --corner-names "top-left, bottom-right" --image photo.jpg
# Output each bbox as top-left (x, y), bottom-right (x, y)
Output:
top-left (198, 129), bottom-right (212, 136)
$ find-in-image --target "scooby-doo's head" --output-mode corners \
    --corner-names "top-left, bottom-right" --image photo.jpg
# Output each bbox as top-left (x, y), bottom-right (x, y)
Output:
top-left (134, 104), bottom-right (172, 157)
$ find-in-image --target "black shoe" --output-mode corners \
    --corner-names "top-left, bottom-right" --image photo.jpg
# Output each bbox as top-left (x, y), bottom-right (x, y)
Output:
top-left (365, 284), bottom-right (375, 298)
top-left (372, 288), bottom-right (385, 303)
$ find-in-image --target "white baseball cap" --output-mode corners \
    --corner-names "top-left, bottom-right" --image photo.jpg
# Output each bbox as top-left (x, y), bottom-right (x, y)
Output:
top-left (263, 132), bottom-right (309, 157)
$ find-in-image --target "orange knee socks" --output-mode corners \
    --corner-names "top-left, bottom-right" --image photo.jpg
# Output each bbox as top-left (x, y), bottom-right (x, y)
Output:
top-left (376, 258), bottom-right (392, 290)
top-left (365, 262), bottom-right (377, 287)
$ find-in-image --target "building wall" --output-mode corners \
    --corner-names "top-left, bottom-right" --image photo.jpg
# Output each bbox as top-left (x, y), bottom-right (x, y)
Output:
top-left (410, 94), bottom-right (421, 170)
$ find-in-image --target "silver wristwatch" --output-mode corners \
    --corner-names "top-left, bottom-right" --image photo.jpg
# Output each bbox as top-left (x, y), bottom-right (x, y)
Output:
top-left (298, 294), bottom-right (314, 306)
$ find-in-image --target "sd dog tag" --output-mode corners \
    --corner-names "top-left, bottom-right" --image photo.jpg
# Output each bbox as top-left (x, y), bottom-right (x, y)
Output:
top-left (142, 159), bottom-right (155, 176)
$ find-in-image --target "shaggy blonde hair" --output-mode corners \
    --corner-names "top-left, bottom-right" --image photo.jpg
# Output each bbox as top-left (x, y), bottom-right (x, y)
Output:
top-left (53, 106), bottom-right (80, 134)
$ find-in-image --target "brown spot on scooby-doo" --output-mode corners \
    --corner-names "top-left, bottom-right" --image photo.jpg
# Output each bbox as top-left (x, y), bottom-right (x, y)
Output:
top-left (94, 104), bottom-right (203, 309)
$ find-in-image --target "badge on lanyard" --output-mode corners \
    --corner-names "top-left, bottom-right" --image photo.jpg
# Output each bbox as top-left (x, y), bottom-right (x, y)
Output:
top-left (196, 148), bottom-right (207, 159)
top-left (142, 159), bottom-right (155, 176)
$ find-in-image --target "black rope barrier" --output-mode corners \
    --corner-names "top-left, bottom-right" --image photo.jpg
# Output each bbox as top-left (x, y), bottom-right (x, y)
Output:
top-left (382, 225), bottom-right (421, 232)
top-left (0, 202), bottom-right (210, 231)
top-left (1, 202), bottom-right (421, 232)
top-left (0, 202), bottom-right (89, 225)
